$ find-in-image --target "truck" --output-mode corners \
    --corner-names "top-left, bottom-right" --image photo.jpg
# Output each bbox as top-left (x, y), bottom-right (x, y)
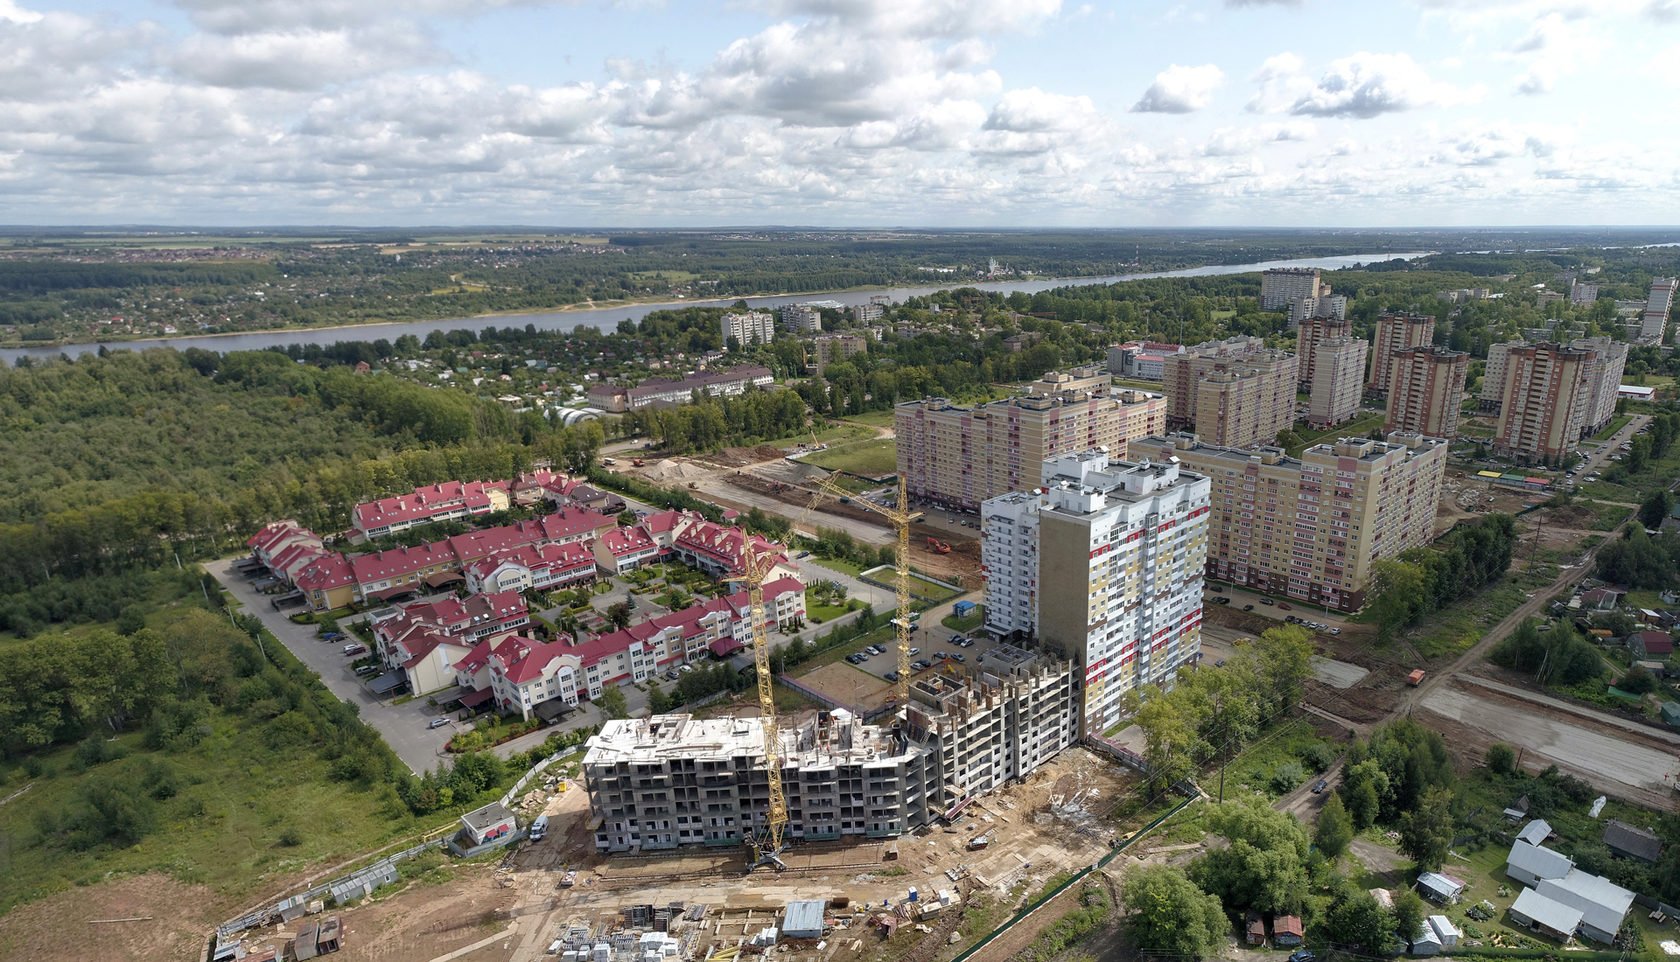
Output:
top-left (967, 834), bottom-right (990, 851)
top-left (1407, 669), bottom-right (1426, 686)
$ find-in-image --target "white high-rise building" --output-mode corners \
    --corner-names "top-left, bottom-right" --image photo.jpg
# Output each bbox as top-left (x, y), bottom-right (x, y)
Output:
top-left (722, 311), bottom-right (776, 348)
top-left (982, 451), bottom-right (1210, 736)
top-left (779, 303), bottom-right (823, 334)
top-left (1642, 277), bottom-right (1676, 343)
top-left (1261, 268), bottom-right (1323, 311)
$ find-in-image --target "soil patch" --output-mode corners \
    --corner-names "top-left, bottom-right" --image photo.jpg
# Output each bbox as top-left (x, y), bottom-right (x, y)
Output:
top-left (0, 874), bottom-right (222, 962)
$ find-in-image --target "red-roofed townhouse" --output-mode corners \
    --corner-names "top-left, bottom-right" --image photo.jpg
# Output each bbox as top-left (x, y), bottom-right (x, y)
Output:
top-left (510, 470), bottom-right (568, 505)
top-left (592, 523), bottom-right (661, 574)
top-left (350, 541), bottom-right (459, 604)
top-left (350, 480), bottom-right (511, 540)
top-left (533, 506), bottom-right (617, 546)
top-left (247, 521), bottom-right (324, 579)
top-left (379, 621), bottom-right (476, 696)
top-left (637, 509), bottom-right (687, 551)
top-left (671, 518), bottom-right (789, 578)
top-left (294, 553), bottom-right (356, 612)
top-left (463, 541), bottom-right (596, 594)
top-left (568, 607), bottom-right (723, 696)
top-left (452, 634), bottom-right (533, 693)
top-left (486, 638), bottom-right (584, 719)
top-left (445, 523), bottom-right (547, 568)
top-left (395, 590), bottom-right (530, 643)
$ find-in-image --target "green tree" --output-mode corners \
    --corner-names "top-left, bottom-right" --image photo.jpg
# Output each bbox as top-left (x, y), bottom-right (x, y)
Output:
top-left (1485, 743), bottom-right (1516, 775)
top-left (1325, 881), bottom-right (1392, 951)
top-left (1639, 488), bottom-right (1674, 531)
top-left (1192, 797), bottom-right (1311, 915)
top-left (1366, 559), bottom-right (1425, 638)
top-left (1339, 759), bottom-right (1387, 830)
top-left (1314, 792), bottom-right (1354, 859)
top-left (1391, 890), bottom-right (1427, 952)
top-left (605, 601), bottom-right (632, 630)
top-left (1122, 865), bottom-right (1229, 960)
top-left (1398, 786), bottom-right (1456, 871)
top-left (647, 683), bottom-right (672, 714)
top-left (596, 685), bottom-right (629, 720)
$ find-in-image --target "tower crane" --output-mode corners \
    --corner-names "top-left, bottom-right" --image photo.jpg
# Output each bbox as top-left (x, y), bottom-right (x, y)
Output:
top-left (727, 545), bottom-right (790, 871)
top-left (799, 472), bottom-right (919, 705)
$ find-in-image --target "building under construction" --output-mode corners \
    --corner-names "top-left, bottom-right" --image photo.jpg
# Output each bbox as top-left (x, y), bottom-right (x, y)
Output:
top-left (583, 658), bottom-right (1077, 854)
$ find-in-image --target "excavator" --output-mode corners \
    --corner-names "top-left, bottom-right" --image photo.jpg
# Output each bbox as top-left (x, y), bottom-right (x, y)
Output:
top-left (925, 536), bottom-right (951, 554)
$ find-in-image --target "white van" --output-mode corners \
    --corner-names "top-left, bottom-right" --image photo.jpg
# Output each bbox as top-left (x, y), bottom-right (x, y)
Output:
top-left (530, 815), bottom-right (549, 841)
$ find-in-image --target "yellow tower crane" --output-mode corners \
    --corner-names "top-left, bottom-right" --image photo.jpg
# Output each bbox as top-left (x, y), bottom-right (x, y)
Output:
top-left (801, 472), bottom-right (920, 705)
top-left (727, 545), bottom-right (790, 871)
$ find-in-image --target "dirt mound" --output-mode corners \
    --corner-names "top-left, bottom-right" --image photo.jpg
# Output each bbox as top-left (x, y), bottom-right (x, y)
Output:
top-left (0, 874), bottom-right (223, 962)
top-left (641, 459), bottom-right (712, 483)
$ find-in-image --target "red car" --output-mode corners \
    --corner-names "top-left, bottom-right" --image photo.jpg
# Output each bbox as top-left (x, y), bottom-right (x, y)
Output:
top-left (1277, 602), bottom-right (1293, 610)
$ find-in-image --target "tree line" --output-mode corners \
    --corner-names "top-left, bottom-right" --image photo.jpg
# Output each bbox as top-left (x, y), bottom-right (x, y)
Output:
top-left (1365, 514), bottom-right (1519, 639)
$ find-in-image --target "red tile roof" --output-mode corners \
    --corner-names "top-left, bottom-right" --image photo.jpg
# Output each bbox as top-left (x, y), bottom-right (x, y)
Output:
top-left (350, 542), bottom-right (457, 584)
top-left (295, 553), bottom-right (354, 590)
top-left (352, 480), bottom-right (508, 533)
top-left (598, 524), bottom-right (656, 557)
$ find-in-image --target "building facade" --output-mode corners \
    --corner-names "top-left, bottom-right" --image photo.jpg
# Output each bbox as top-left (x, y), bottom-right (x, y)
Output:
top-left (722, 311), bottom-right (776, 347)
top-left (1481, 340), bottom-right (1524, 412)
top-left (1641, 277), bottom-right (1676, 342)
top-left (1130, 433), bottom-right (1448, 611)
top-left (1296, 316), bottom-right (1355, 390)
top-left (1261, 268), bottom-right (1323, 311)
top-left (1369, 312), bottom-right (1436, 394)
top-left (1493, 342), bottom-right (1594, 463)
top-left (1162, 337), bottom-right (1298, 449)
top-left (982, 451), bottom-right (1210, 735)
top-left (779, 303), bottom-right (823, 334)
top-left (1287, 293), bottom-right (1347, 329)
top-left (1307, 336), bottom-right (1369, 428)
top-left (586, 366), bottom-right (775, 412)
top-left (1570, 336), bottom-right (1628, 434)
top-left (896, 389), bottom-right (1167, 511)
top-left (1384, 346), bottom-right (1468, 439)
top-left (805, 333), bottom-right (868, 374)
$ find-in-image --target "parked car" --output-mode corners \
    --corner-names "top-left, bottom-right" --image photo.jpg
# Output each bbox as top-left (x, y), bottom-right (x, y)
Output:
top-left (911, 659), bottom-right (931, 671)
top-left (845, 654), bottom-right (863, 665)
top-left (884, 671), bottom-right (901, 683)
top-left (679, 664), bottom-right (694, 673)
top-left (1290, 950), bottom-right (1316, 962)
top-left (952, 653), bottom-right (965, 663)
top-left (1277, 602), bottom-right (1293, 610)
top-left (908, 647), bottom-right (920, 656)
top-left (428, 717), bottom-right (450, 729)
top-left (1330, 627), bottom-right (1342, 635)
top-left (868, 645), bottom-right (885, 655)
top-left (957, 638), bottom-right (974, 648)
top-left (342, 643), bottom-right (368, 656)
top-left (1259, 598), bottom-right (1275, 606)
top-left (1312, 780), bottom-right (1328, 794)
top-left (1243, 604), bottom-right (1254, 611)
top-left (934, 650), bottom-right (949, 660)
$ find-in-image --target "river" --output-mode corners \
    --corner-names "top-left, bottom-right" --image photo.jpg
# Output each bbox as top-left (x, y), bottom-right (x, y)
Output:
top-left (0, 250), bottom-right (1434, 363)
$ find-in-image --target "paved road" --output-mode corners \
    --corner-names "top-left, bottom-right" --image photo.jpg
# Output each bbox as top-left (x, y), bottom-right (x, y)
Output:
top-left (210, 557), bottom-right (458, 775)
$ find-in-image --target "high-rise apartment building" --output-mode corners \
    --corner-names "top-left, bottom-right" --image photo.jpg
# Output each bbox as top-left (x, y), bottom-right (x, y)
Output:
top-left (1481, 340), bottom-right (1524, 412)
top-left (1369, 312), bottom-right (1436, 394)
top-left (1571, 336), bottom-right (1628, 435)
top-left (853, 300), bottom-right (887, 325)
top-left (1261, 268), bottom-right (1323, 311)
top-left (1307, 336), bottom-right (1369, 428)
top-left (1642, 277), bottom-right (1676, 343)
top-left (1493, 342), bottom-right (1594, 463)
top-left (1570, 282), bottom-right (1600, 305)
top-left (779, 303), bottom-right (823, 334)
top-left (1384, 346), bottom-right (1467, 439)
top-left (1287, 294), bottom-right (1347, 329)
top-left (583, 657), bottom-right (1078, 852)
top-left (896, 389), bottom-right (1167, 511)
top-left (804, 333), bottom-right (868, 374)
top-left (1162, 336), bottom-right (1298, 448)
top-left (1296, 316), bottom-right (1354, 389)
top-left (982, 451), bottom-right (1210, 735)
top-left (1131, 433), bottom-right (1448, 611)
top-left (722, 311), bottom-right (776, 348)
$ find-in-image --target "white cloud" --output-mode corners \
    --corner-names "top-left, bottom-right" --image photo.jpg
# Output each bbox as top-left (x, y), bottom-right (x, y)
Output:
top-left (1649, 0), bottom-right (1680, 20)
top-left (1289, 52), bottom-right (1479, 118)
top-left (167, 0), bottom-right (547, 34)
top-left (0, 0), bottom-right (42, 23)
top-left (1131, 63), bottom-right (1224, 113)
top-left (1514, 62), bottom-right (1553, 95)
top-left (170, 26), bottom-right (439, 89)
top-left (984, 87), bottom-right (1097, 132)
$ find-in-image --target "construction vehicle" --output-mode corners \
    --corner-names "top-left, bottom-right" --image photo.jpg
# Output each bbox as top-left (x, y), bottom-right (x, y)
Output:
top-left (802, 472), bottom-right (921, 704)
top-left (926, 536), bottom-right (950, 554)
top-left (688, 481), bottom-right (699, 489)
top-left (632, 458), bottom-right (644, 467)
top-left (1407, 669), bottom-right (1426, 686)
top-left (728, 548), bottom-right (790, 871)
top-left (967, 833), bottom-right (990, 851)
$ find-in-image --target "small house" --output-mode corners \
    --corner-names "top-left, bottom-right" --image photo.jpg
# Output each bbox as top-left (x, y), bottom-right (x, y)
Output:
top-left (1510, 887), bottom-right (1581, 942)
top-left (1506, 840), bottom-right (1572, 886)
top-left (1416, 872), bottom-right (1466, 904)
top-left (1602, 819), bottom-right (1662, 863)
top-left (461, 801), bottom-right (517, 846)
top-left (1536, 869), bottom-right (1634, 943)
top-left (1580, 587), bottom-right (1622, 611)
top-left (1410, 920), bottom-right (1443, 956)
top-left (1245, 914), bottom-right (1266, 946)
top-left (1630, 630), bottom-right (1673, 659)
top-left (1502, 793), bottom-right (1532, 821)
top-left (1662, 701), bottom-right (1680, 726)
top-left (1516, 819), bottom-right (1552, 846)
top-left (1274, 916), bottom-right (1304, 946)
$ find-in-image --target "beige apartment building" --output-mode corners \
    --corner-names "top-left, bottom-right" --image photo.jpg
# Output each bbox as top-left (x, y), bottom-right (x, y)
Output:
top-left (1385, 346), bottom-right (1467, 439)
top-left (1307, 336), bottom-right (1368, 428)
top-left (1131, 432), bottom-right (1448, 612)
top-left (1296, 316), bottom-right (1355, 390)
top-left (1493, 343), bottom-right (1594, 463)
top-left (804, 333), bottom-right (868, 374)
top-left (1368, 312), bottom-right (1436, 394)
top-left (1162, 336), bottom-right (1298, 448)
top-left (896, 389), bottom-right (1167, 511)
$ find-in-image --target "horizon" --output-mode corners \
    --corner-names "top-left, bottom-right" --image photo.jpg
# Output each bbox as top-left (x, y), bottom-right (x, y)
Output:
top-left (4, 1), bottom-right (1679, 226)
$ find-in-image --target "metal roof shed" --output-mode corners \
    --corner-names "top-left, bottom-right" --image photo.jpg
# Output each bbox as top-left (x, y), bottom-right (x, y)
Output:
top-left (366, 671), bottom-right (408, 696)
top-left (1509, 887), bottom-right (1581, 941)
top-left (1515, 819), bottom-right (1552, 846)
top-left (1506, 841), bottom-right (1573, 886)
top-left (782, 900), bottom-right (826, 939)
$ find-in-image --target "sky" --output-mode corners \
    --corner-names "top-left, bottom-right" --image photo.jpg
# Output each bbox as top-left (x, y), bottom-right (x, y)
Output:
top-left (2, 0), bottom-right (1679, 227)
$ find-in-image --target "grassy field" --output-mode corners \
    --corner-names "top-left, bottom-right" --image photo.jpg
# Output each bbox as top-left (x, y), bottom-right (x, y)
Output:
top-left (804, 437), bottom-right (899, 476)
top-left (1407, 562), bottom-right (1557, 659)
top-left (1285, 411), bottom-right (1387, 457)
top-left (0, 719), bottom-right (427, 915)
top-left (838, 409), bottom-right (897, 429)
top-left (866, 566), bottom-right (962, 601)
top-left (1592, 414), bottom-right (1633, 440)
top-left (1581, 500), bottom-right (1633, 531)
top-left (942, 605), bottom-right (985, 632)
top-left (764, 421), bottom-right (876, 449)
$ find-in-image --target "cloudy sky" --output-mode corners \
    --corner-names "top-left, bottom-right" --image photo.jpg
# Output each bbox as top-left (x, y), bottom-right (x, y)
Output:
top-left (3, 0), bottom-right (1678, 227)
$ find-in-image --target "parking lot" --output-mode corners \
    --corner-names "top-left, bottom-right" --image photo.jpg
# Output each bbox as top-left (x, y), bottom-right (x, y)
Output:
top-left (838, 619), bottom-right (1023, 684)
top-left (1204, 586), bottom-right (1347, 633)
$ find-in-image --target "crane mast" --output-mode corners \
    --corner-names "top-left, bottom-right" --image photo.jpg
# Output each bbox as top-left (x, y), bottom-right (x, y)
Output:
top-left (734, 547), bottom-right (789, 870)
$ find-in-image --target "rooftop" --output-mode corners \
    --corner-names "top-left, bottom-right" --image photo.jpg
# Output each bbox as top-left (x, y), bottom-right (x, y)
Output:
top-left (584, 711), bottom-right (914, 770)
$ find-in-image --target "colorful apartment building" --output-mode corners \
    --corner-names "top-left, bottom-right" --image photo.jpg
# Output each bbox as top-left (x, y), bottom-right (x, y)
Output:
top-left (1163, 337), bottom-right (1297, 448)
top-left (1307, 336), bottom-right (1369, 429)
top-left (1384, 346), bottom-right (1467, 439)
top-left (1368, 312), bottom-right (1436, 394)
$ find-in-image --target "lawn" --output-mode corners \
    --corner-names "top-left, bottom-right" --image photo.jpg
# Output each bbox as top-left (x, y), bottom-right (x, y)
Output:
top-left (1581, 500), bottom-right (1633, 531)
top-left (804, 437), bottom-right (899, 477)
top-left (1285, 411), bottom-right (1388, 457)
top-left (942, 605), bottom-right (986, 632)
top-left (1592, 414), bottom-right (1633, 441)
top-left (1217, 719), bottom-right (1339, 800)
top-left (807, 601), bottom-right (853, 623)
top-left (803, 554), bottom-right (869, 579)
top-left (764, 420), bottom-right (876, 448)
top-left (865, 566), bottom-right (962, 601)
top-left (1408, 565), bottom-right (1551, 660)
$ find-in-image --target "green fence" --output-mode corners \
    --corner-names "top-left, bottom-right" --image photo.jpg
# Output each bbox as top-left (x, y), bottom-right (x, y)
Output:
top-left (947, 792), bottom-right (1201, 962)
